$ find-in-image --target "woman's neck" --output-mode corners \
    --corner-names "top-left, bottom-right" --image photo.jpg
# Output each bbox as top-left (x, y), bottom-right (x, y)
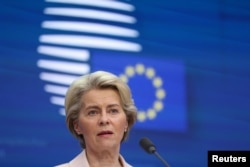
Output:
top-left (85, 148), bottom-right (123, 167)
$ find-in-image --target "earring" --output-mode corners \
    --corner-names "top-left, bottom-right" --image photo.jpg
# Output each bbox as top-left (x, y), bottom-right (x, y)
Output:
top-left (124, 128), bottom-right (128, 132)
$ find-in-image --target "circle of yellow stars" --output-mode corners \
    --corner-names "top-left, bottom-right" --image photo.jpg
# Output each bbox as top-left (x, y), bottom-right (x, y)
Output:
top-left (119, 63), bottom-right (167, 122)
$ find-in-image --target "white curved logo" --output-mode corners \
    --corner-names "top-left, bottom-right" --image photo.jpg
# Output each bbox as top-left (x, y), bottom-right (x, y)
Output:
top-left (37, 0), bottom-right (141, 115)
top-left (37, 0), bottom-right (171, 122)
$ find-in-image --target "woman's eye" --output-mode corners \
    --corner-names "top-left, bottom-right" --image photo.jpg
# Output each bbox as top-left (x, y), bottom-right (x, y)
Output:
top-left (88, 110), bottom-right (98, 116)
top-left (110, 109), bottom-right (119, 114)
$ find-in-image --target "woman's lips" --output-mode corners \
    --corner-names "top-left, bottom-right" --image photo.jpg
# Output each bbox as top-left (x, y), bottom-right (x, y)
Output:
top-left (97, 130), bottom-right (113, 136)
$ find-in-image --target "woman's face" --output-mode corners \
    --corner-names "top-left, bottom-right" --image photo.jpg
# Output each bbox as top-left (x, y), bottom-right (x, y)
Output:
top-left (74, 88), bottom-right (128, 151)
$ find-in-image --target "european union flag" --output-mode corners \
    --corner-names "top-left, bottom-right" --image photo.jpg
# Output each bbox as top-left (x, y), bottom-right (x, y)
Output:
top-left (92, 52), bottom-right (187, 132)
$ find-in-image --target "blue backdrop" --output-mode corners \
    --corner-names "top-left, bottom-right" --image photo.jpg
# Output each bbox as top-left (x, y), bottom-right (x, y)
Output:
top-left (1, 0), bottom-right (250, 167)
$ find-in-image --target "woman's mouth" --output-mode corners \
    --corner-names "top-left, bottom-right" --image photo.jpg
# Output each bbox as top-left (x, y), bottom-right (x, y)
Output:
top-left (97, 130), bottom-right (113, 136)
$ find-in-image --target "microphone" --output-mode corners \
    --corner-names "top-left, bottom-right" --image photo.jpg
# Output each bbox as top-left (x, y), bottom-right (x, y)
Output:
top-left (139, 137), bottom-right (171, 167)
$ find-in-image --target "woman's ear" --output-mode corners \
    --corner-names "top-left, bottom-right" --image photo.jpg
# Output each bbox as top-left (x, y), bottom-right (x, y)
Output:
top-left (73, 120), bottom-right (81, 135)
top-left (124, 120), bottom-right (128, 132)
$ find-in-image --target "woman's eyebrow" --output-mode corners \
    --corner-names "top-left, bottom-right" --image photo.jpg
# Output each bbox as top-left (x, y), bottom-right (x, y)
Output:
top-left (107, 104), bottom-right (120, 108)
top-left (85, 105), bottom-right (99, 110)
top-left (84, 104), bottom-right (120, 110)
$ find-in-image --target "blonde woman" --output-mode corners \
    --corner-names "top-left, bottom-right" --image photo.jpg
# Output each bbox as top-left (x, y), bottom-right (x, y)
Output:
top-left (55, 71), bottom-right (137, 167)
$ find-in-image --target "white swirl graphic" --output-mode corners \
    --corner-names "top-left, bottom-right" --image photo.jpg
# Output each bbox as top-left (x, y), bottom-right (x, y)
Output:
top-left (37, 0), bottom-right (142, 116)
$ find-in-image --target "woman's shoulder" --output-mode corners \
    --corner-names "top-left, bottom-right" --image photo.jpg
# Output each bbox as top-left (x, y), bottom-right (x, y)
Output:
top-left (120, 154), bottom-right (133, 167)
top-left (54, 163), bottom-right (69, 167)
top-left (54, 150), bottom-right (86, 167)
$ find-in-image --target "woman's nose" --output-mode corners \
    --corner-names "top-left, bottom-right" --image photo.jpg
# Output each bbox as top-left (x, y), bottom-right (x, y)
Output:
top-left (98, 113), bottom-right (110, 125)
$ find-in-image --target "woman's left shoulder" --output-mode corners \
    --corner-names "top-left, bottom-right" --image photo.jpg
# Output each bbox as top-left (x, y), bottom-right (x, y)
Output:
top-left (120, 155), bottom-right (133, 167)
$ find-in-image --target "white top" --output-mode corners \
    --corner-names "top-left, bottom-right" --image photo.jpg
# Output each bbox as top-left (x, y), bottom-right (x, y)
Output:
top-left (54, 150), bottom-right (132, 167)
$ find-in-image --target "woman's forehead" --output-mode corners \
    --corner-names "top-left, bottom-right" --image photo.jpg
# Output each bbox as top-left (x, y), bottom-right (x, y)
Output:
top-left (81, 89), bottom-right (122, 106)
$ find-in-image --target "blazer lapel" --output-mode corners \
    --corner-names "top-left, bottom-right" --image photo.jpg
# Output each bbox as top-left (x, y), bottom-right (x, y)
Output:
top-left (69, 150), bottom-right (90, 167)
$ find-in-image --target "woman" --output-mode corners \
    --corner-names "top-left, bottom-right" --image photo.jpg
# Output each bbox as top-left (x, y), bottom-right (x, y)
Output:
top-left (55, 71), bottom-right (137, 167)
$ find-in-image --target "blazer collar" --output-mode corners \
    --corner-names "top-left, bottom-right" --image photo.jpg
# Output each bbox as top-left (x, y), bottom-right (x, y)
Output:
top-left (69, 150), bottom-right (132, 167)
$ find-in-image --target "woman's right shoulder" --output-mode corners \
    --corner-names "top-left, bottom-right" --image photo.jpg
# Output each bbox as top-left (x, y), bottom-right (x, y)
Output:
top-left (54, 163), bottom-right (69, 167)
top-left (54, 150), bottom-right (85, 167)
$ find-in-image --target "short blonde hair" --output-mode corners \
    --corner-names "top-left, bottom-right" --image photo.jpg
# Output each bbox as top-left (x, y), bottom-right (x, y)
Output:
top-left (65, 71), bottom-right (137, 148)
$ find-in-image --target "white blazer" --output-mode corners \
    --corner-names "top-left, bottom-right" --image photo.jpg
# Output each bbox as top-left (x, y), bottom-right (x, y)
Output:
top-left (54, 150), bottom-right (132, 167)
